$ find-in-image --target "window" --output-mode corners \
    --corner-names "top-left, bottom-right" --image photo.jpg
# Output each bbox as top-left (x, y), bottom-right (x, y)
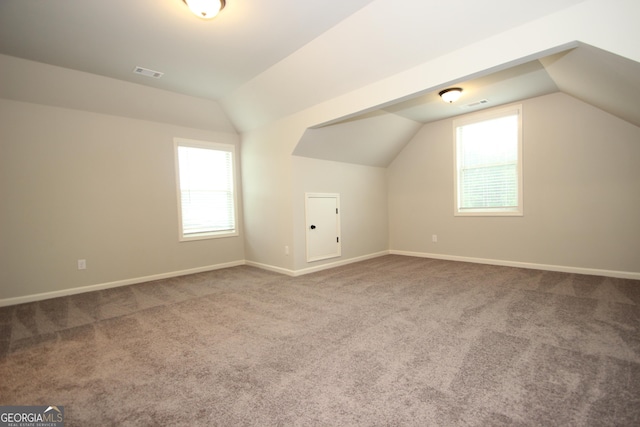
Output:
top-left (454, 105), bottom-right (523, 216)
top-left (174, 138), bottom-right (238, 240)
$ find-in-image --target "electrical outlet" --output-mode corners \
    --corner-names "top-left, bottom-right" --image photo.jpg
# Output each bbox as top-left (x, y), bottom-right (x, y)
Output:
top-left (77, 259), bottom-right (87, 270)
top-left (285, 245), bottom-right (289, 256)
top-left (432, 235), bottom-right (438, 243)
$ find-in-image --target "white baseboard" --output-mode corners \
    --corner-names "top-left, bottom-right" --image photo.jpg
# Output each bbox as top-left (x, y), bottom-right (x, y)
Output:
top-left (0, 260), bottom-right (246, 307)
top-left (4, 251), bottom-right (636, 307)
top-left (246, 251), bottom-right (390, 277)
top-left (3, 253), bottom-right (389, 307)
top-left (244, 261), bottom-right (296, 276)
top-left (389, 250), bottom-right (640, 280)
top-left (291, 251), bottom-right (390, 277)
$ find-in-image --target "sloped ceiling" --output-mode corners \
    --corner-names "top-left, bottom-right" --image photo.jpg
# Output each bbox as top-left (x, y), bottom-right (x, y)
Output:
top-left (0, 0), bottom-right (589, 132)
top-left (293, 43), bottom-right (640, 167)
top-left (293, 111), bottom-right (423, 168)
top-left (1, 1), bottom-right (639, 168)
top-left (381, 59), bottom-right (559, 123)
top-left (0, 0), bottom-right (376, 101)
top-left (541, 44), bottom-right (640, 129)
top-left (219, 0), bottom-right (590, 132)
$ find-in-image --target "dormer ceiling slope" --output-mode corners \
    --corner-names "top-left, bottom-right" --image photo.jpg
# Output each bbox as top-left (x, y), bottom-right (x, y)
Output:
top-left (294, 43), bottom-right (640, 167)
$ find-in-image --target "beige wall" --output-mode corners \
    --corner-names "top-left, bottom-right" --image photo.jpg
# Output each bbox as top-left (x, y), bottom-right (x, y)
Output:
top-left (0, 99), bottom-right (244, 302)
top-left (239, 0), bottom-right (640, 279)
top-left (3, 0), bottom-right (639, 303)
top-left (241, 118), bottom-right (389, 274)
top-left (240, 120), bottom-right (298, 271)
top-left (388, 93), bottom-right (640, 274)
top-left (292, 156), bottom-right (388, 271)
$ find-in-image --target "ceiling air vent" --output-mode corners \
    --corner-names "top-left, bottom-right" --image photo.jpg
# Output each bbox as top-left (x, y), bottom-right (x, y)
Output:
top-left (460, 99), bottom-right (489, 109)
top-left (133, 66), bottom-right (164, 79)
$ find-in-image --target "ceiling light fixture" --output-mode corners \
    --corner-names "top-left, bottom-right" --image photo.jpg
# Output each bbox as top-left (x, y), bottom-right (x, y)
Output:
top-left (182, 0), bottom-right (226, 19)
top-left (439, 88), bottom-right (463, 103)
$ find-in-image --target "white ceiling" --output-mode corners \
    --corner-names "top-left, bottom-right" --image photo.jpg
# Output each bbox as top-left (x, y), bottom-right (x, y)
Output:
top-left (0, 0), bottom-right (376, 100)
top-left (0, 0), bottom-right (589, 131)
top-left (1, 1), bottom-right (639, 168)
top-left (293, 43), bottom-right (640, 167)
top-left (293, 56), bottom-right (560, 166)
top-left (293, 111), bottom-right (423, 168)
top-left (381, 60), bottom-right (559, 124)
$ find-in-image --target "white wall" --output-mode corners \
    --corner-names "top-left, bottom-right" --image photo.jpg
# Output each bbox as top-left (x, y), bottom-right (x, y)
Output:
top-left (388, 93), bottom-right (640, 275)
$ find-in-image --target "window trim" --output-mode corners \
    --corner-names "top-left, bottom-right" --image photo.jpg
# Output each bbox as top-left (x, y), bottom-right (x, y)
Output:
top-left (453, 105), bottom-right (523, 217)
top-left (173, 137), bottom-right (239, 241)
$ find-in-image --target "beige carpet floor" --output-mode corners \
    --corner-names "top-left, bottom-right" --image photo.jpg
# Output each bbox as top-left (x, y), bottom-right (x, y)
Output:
top-left (1, 255), bottom-right (639, 426)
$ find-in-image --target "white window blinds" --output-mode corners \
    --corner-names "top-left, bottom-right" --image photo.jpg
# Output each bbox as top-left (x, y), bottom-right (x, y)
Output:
top-left (454, 106), bottom-right (522, 216)
top-left (175, 139), bottom-right (237, 240)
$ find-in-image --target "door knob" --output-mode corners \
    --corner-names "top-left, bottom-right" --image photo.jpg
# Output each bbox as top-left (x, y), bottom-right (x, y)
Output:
top-left (310, 225), bottom-right (316, 229)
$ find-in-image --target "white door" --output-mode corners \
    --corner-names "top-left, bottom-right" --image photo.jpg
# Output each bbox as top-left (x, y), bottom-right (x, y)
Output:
top-left (305, 193), bottom-right (341, 262)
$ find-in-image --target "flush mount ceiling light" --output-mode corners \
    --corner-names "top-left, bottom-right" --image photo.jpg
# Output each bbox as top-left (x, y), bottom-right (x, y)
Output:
top-left (439, 87), bottom-right (463, 103)
top-left (182, 0), bottom-right (226, 19)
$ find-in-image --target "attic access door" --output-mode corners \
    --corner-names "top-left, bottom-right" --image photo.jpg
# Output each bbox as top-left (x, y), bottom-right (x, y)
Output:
top-left (305, 193), bottom-right (341, 262)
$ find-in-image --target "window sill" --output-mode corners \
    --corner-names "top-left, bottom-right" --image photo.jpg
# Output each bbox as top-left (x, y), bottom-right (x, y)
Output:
top-left (454, 210), bottom-right (523, 217)
top-left (179, 230), bottom-right (239, 241)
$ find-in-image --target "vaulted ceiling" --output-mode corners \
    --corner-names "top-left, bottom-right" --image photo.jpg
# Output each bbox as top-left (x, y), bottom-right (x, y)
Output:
top-left (294, 43), bottom-right (640, 167)
top-left (0, 0), bottom-right (376, 102)
top-left (1, 0), bottom-right (639, 167)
